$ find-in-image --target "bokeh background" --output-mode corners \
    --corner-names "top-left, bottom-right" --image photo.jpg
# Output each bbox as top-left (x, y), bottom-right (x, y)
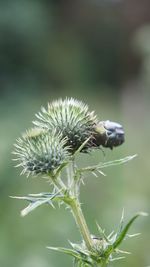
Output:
top-left (0, 1), bottom-right (150, 266)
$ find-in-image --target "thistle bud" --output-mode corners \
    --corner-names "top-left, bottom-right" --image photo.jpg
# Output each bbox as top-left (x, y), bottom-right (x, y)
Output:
top-left (33, 98), bottom-right (98, 152)
top-left (13, 128), bottom-right (70, 176)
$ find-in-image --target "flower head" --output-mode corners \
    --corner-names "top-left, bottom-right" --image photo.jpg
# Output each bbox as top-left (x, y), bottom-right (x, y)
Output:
top-left (33, 98), bottom-right (98, 152)
top-left (13, 128), bottom-right (70, 176)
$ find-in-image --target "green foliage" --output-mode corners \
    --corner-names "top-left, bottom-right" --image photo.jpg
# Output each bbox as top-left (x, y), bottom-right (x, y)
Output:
top-left (13, 154), bottom-right (145, 266)
top-left (47, 212), bottom-right (147, 267)
top-left (13, 98), bottom-right (126, 179)
top-left (12, 98), bottom-right (146, 267)
top-left (10, 191), bottom-right (61, 217)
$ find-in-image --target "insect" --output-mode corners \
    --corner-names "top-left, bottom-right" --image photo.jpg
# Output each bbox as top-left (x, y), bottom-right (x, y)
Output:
top-left (94, 120), bottom-right (125, 150)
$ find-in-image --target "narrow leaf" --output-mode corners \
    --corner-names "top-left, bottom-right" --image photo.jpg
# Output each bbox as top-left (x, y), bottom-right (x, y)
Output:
top-left (113, 212), bottom-right (148, 250)
top-left (110, 256), bottom-right (125, 262)
top-left (77, 155), bottom-right (137, 176)
top-left (104, 212), bottom-right (147, 257)
top-left (127, 233), bottom-right (141, 238)
top-left (21, 198), bottom-right (51, 217)
top-left (116, 208), bottom-right (125, 237)
top-left (99, 155), bottom-right (137, 169)
top-left (47, 246), bottom-right (80, 259)
top-left (11, 190), bottom-right (61, 216)
top-left (96, 222), bottom-right (109, 243)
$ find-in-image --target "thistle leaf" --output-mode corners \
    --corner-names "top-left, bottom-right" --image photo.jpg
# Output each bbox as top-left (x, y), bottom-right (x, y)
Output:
top-left (116, 208), bottom-right (125, 238)
top-left (47, 246), bottom-right (80, 259)
top-left (110, 256), bottom-right (125, 262)
top-left (96, 222), bottom-right (109, 243)
top-left (104, 212), bottom-right (148, 257)
top-left (98, 155), bottom-right (137, 169)
top-left (20, 198), bottom-right (53, 217)
top-left (76, 155), bottom-right (137, 178)
top-left (11, 190), bottom-right (62, 216)
top-left (47, 244), bottom-right (92, 266)
top-left (113, 212), bottom-right (148, 250)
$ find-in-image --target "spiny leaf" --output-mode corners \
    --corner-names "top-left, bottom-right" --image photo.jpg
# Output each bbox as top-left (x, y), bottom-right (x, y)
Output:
top-left (77, 155), bottom-right (137, 177)
top-left (47, 245), bottom-right (92, 265)
top-left (69, 241), bottom-right (89, 257)
top-left (110, 256), bottom-right (125, 262)
top-left (98, 155), bottom-right (137, 169)
top-left (117, 249), bottom-right (131, 255)
top-left (21, 198), bottom-right (53, 217)
top-left (113, 212), bottom-right (148, 250)
top-left (127, 233), bottom-right (141, 238)
top-left (47, 246), bottom-right (80, 259)
top-left (116, 208), bottom-right (125, 238)
top-left (96, 222), bottom-right (109, 243)
top-left (11, 190), bottom-right (62, 216)
top-left (107, 231), bottom-right (115, 240)
top-left (104, 212), bottom-right (148, 256)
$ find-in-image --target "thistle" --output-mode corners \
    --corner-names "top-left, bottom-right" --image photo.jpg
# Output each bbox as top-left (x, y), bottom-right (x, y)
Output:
top-left (13, 128), bottom-right (70, 176)
top-left (12, 98), bottom-right (146, 267)
top-left (33, 98), bottom-right (98, 152)
top-left (33, 98), bottom-right (125, 152)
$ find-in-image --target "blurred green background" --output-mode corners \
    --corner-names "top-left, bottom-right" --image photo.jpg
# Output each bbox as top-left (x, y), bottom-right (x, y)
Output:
top-left (0, 1), bottom-right (150, 266)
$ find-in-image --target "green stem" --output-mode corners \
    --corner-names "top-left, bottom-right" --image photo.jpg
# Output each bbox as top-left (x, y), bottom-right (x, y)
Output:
top-left (69, 197), bottom-right (93, 251)
top-left (50, 176), bottom-right (62, 190)
top-left (49, 173), bottom-right (66, 191)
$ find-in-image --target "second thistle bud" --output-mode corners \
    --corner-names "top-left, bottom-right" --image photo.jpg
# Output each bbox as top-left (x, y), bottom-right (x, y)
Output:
top-left (13, 128), bottom-right (70, 176)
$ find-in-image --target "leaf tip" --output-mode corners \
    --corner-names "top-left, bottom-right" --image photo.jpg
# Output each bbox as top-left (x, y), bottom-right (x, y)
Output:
top-left (20, 210), bottom-right (26, 217)
top-left (137, 211), bottom-right (148, 217)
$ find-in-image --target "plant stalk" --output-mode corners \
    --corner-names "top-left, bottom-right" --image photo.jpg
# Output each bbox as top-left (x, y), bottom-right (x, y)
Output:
top-left (69, 197), bottom-right (93, 251)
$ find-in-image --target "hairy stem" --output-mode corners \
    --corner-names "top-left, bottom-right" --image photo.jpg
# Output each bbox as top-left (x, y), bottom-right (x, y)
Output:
top-left (69, 197), bottom-right (93, 251)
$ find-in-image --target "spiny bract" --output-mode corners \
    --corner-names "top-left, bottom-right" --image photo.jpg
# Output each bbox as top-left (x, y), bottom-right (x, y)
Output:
top-left (33, 98), bottom-right (98, 152)
top-left (13, 128), bottom-right (70, 176)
